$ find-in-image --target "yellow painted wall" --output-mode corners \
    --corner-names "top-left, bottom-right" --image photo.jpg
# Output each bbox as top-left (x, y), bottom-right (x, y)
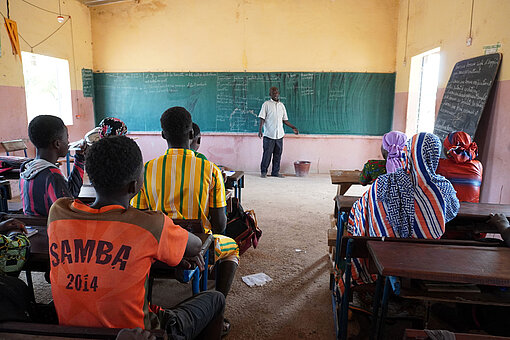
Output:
top-left (0, 0), bottom-right (94, 149)
top-left (395, 0), bottom-right (510, 93)
top-left (0, 0), bottom-right (93, 89)
top-left (91, 0), bottom-right (399, 73)
top-left (393, 0), bottom-right (510, 204)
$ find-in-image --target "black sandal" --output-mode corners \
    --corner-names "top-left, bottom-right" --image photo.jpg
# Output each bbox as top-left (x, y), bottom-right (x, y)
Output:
top-left (221, 318), bottom-right (231, 337)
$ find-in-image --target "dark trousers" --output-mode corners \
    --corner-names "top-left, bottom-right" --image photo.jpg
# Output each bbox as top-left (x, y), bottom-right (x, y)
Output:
top-left (261, 137), bottom-right (283, 176)
top-left (162, 291), bottom-right (225, 340)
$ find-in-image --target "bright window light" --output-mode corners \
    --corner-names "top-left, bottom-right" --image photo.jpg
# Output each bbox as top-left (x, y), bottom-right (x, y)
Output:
top-left (21, 51), bottom-right (73, 125)
top-left (406, 47), bottom-right (441, 135)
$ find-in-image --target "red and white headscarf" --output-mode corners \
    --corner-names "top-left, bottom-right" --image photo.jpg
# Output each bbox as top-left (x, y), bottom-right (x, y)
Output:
top-left (444, 131), bottom-right (478, 163)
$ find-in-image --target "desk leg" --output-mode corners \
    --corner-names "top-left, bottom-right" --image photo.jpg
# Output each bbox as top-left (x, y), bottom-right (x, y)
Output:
top-left (238, 177), bottom-right (243, 203)
top-left (192, 269), bottom-right (200, 295)
top-left (370, 275), bottom-right (384, 340)
top-left (377, 277), bottom-right (391, 340)
top-left (66, 153), bottom-right (71, 177)
top-left (201, 250), bottom-right (209, 292)
top-left (25, 270), bottom-right (36, 303)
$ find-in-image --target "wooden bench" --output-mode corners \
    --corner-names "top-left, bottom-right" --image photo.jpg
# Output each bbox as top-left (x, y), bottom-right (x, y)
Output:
top-left (0, 321), bottom-right (167, 339)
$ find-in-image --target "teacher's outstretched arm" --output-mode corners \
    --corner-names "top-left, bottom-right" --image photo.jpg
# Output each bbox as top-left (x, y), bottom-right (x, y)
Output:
top-left (283, 120), bottom-right (299, 135)
top-left (258, 118), bottom-right (265, 138)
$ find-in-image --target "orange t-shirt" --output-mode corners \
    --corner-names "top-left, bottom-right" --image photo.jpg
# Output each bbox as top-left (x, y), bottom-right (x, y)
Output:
top-left (48, 198), bottom-right (189, 329)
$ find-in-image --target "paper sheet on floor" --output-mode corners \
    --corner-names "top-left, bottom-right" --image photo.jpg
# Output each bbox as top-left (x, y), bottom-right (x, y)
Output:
top-left (242, 273), bottom-right (272, 287)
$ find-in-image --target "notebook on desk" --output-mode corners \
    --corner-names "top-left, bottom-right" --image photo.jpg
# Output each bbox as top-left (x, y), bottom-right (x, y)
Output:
top-left (25, 226), bottom-right (38, 238)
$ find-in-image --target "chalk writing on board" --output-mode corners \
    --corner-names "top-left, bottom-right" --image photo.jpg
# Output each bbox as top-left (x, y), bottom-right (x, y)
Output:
top-left (434, 53), bottom-right (501, 141)
top-left (81, 69), bottom-right (94, 97)
top-left (93, 71), bottom-right (395, 135)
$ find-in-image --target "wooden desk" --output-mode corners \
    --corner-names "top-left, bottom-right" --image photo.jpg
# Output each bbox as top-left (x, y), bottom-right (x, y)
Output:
top-left (330, 170), bottom-right (362, 196)
top-left (335, 195), bottom-right (360, 214)
top-left (454, 202), bottom-right (510, 222)
top-left (0, 155), bottom-right (30, 179)
top-left (368, 241), bottom-right (510, 286)
top-left (367, 241), bottom-right (510, 339)
top-left (333, 198), bottom-right (510, 227)
top-left (225, 171), bottom-right (244, 203)
top-left (0, 177), bottom-right (11, 212)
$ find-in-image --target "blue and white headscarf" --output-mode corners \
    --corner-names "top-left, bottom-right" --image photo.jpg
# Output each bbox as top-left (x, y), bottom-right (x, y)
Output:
top-left (349, 132), bottom-right (459, 239)
top-left (344, 133), bottom-right (460, 290)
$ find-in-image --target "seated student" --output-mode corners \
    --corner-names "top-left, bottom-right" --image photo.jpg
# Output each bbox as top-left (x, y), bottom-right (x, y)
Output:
top-left (344, 133), bottom-right (459, 288)
top-left (436, 131), bottom-right (483, 203)
top-left (190, 123), bottom-right (207, 160)
top-left (359, 131), bottom-right (407, 185)
top-left (98, 117), bottom-right (128, 139)
top-left (131, 107), bottom-right (238, 335)
top-left (48, 136), bottom-right (225, 339)
top-left (20, 115), bottom-right (86, 216)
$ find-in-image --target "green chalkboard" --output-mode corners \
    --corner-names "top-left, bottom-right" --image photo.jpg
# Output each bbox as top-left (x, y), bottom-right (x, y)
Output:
top-left (93, 72), bottom-right (395, 135)
top-left (81, 68), bottom-right (94, 98)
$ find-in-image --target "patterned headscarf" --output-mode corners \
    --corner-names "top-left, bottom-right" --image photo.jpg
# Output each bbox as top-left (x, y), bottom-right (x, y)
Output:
top-left (99, 117), bottom-right (127, 139)
top-left (349, 132), bottom-right (459, 239)
top-left (382, 131), bottom-right (407, 173)
top-left (443, 131), bottom-right (478, 163)
top-left (343, 133), bottom-right (459, 290)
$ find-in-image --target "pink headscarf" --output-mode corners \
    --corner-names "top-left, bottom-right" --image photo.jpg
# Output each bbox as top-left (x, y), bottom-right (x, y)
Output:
top-left (382, 131), bottom-right (408, 173)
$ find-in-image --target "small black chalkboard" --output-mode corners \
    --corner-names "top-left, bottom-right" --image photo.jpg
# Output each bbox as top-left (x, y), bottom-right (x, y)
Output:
top-left (434, 53), bottom-right (501, 141)
top-left (81, 68), bottom-right (94, 98)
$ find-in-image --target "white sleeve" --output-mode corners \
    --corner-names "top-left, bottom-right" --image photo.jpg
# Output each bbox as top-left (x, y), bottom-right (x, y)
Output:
top-left (282, 103), bottom-right (289, 121)
top-left (258, 102), bottom-right (267, 119)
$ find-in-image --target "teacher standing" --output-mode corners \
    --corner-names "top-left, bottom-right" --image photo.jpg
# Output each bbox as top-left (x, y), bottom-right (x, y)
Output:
top-left (258, 86), bottom-right (299, 178)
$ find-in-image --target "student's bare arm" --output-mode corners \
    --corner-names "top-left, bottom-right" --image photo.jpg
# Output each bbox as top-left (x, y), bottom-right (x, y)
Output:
top-left (283, 120), bottom-right (299, 134)
top-left (184, 232), bottom-right (202, 257)
top-left (209, 207), bottom-right (227, 234)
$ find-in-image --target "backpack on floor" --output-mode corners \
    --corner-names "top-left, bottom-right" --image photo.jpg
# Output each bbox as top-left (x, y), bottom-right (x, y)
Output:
top-left (225, 198), bottom-right (262, 255)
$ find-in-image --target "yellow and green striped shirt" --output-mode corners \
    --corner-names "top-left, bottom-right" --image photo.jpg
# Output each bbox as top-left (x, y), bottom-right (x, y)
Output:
top-left (131, 148), bottom-right (226, 232)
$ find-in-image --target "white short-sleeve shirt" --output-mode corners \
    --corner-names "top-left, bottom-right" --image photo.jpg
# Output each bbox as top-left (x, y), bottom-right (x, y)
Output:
top-left (258, 99), bottom-right (289, 139)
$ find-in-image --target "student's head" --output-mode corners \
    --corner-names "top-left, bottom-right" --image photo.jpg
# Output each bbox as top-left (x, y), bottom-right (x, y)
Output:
top-left (380, 145), bottom-right (388, 160)
top-left (382, 131), bottom-right (407, 173)
top-left (28, 115), bottom-right (69, 157)
top-left (160, 106), bottom-right (193, 147)
top-left (269, 87), bottom-right (279, 101)
top-left (443, 131), bottom-right (478, 163)
top-left (85, 136), bottom-right (143, 197)
top-left (190, 123), bottom-right (201, 151)
top-left (98, 117), bottom-right (127, 139)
